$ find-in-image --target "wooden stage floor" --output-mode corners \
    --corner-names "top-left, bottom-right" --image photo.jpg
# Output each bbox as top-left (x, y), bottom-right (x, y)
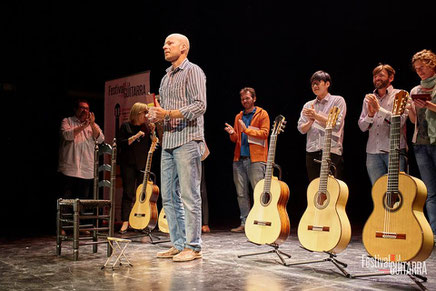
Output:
top-left (0, 228), bottom-right (435, 290)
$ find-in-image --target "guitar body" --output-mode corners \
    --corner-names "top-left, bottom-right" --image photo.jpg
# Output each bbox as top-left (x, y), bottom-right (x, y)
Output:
top-left (129, 180), bottom-right (159, 230)
top-left (362, 172), bottom-right (434, 262)
top-left (298, 176), bottom-right (351, 253)
top-left (158, 208), bottom-right (169, 233)
top-left (245, 177), bottom-right (290, 245)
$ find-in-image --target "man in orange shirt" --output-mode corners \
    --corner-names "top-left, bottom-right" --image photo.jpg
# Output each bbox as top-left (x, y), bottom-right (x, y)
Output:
top-left (225, 87), bottom-right (270, 232)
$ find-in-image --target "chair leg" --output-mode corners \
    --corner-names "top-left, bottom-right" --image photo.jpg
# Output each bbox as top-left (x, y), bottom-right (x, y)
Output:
top-left (73, 200), bottom-right (80, 261)
top-left (93, 206), bottom-right (98, 253)
top-left (93, 228), bottom-right (98, 253)
top-left (107, 205), bottom-right (114, 257)
top-left (56, 200), bottom-right (62, 256)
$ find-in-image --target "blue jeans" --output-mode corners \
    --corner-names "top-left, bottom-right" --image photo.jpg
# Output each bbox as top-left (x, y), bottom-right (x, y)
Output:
top-left (414, 144), bottom-right (436, 233)
top-left (233, 159), bottom-right (266, 225)
top-left (161, 140), bottom-right (202, 251)
top-left (366, 151), bottom-right (407, 185)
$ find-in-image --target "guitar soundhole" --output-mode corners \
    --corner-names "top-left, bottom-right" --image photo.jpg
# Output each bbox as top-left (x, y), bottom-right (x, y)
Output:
top-left (261, 192), bottom-right (271, 206)
top-left (314, 191), bottom-right (329, 209)
top-left (384, 191), bottom-right (402, 211)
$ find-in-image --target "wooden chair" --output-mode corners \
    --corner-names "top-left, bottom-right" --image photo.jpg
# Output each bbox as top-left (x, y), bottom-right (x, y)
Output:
top-left (56, 139), bottom-right (116, 261)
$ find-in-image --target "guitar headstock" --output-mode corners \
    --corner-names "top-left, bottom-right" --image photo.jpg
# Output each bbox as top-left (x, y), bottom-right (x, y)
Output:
top-left (149, 131), bottom-right (159, 153)
top-left (392, 90), bottom-right (409, 116)
top-left (326, 106), bottom-right (340, 130)
top-left (272, 115), bottom-right (286, 136)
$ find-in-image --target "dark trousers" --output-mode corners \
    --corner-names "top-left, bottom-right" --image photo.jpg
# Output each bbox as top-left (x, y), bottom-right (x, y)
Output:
top-left (120, 165), bottom-right (144, 221)
top-left (60, 174), bottom-right (93, 199)
top-left (306, 151), bottom-right (344, 182)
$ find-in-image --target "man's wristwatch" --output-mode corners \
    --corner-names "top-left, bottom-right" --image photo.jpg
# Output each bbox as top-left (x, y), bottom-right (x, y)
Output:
top-left (164, 110), bottom-right (171, 122)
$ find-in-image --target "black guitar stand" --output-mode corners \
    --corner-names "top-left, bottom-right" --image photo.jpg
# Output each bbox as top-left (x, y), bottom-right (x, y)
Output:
top-left (286, 246), bottom-right (350, 277)
top-left (350, 257), bottom-right (428, 291)
top-left (123, 228), bottom-right (170, 244)
top-left (141, 228), bottom-right (171, 245)
top-left (238, 242), bottom-right (292, 266)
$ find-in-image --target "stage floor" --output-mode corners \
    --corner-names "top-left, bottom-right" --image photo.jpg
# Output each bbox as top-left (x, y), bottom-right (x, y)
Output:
top-left (0, 228), bottom-right (435, 291)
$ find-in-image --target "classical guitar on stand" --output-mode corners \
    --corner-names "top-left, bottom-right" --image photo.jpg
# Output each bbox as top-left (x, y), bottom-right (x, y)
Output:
top-left (129, 132), bottom-right (160, 231)
top-left (362, 90), bottom-right (434, 262)
top-left (245, 115), bottom-right (290, 245)
top-left (297, 106), bottom-right (351, 254)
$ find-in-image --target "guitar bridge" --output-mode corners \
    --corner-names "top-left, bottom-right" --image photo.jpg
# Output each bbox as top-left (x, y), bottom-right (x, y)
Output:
top-left (307, 225), bottom-right (330, 232)
top-left (254, 220), bottom-right (272, 226)
top-left (134, 213), bottom-right (146, 217)
top-left (376, 231), bottom-right (406, 240)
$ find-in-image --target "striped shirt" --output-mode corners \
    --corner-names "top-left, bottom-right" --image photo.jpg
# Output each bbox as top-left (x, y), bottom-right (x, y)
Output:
top-left (297, 94), bottom-right (347, 155)
top-left (358, 86), bottom-right (408, 154)
top-left (159, 58), bottom-right (207, 149)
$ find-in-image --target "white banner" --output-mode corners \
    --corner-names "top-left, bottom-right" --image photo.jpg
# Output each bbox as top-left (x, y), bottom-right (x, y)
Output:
top-left (103, 71), bottom-right (154, 222)
top-left (104, 71), bottom-right (154, 144)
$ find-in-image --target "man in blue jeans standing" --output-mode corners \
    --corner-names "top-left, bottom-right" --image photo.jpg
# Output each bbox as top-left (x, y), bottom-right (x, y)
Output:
top-left (358, 64), bottom-right (408, 185)
top-left (225, 87), bottom-right (270, 232)
top-left (148, 33), bottom-right (206, 262)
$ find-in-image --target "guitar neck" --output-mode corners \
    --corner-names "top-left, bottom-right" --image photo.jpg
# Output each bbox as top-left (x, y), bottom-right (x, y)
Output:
top-left (141, 151), bottom-right (154, 191)
top-left (319, 128), bottom-right (332, 192)
top-left (387, 115), bottom-right (401, 192)
top-left (263, 134), bottom-right (277, 192)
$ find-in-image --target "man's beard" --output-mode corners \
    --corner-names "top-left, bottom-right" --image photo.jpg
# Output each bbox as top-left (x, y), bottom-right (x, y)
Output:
top-left (374, 79), bottom-right (389, 89)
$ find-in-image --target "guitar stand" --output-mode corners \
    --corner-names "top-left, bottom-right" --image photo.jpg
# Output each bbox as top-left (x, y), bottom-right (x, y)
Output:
top-left (237, 243), bottom-right (292, 266)
top-left (286, 247), bottom-right (350, 277)
top-left (126, 228), bottom-right (171, 245)
top-left (142, 228), bottom-right (171, 245)
top-left (350, 258), bottom-right (428, 291)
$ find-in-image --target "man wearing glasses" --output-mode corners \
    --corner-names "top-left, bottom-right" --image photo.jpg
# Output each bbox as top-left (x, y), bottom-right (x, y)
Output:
top-left (58, 99), bottom-right (104, 199)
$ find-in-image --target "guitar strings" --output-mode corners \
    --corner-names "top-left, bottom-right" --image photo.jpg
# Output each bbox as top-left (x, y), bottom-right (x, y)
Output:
top-left (384, 115), bottom-right (401, 236)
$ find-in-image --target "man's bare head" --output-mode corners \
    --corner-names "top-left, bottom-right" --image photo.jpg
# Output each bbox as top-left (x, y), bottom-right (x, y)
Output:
top-left (166, 33), bottom-right (190, 54)
top-left (163, 33), bottom-right (190, 66)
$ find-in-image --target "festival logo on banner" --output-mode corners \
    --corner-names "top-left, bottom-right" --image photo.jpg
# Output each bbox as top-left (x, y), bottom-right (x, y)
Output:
top-left (104, 71), bottom-right (155, 221)
top-left (104, 71), bottom-right (155, 144)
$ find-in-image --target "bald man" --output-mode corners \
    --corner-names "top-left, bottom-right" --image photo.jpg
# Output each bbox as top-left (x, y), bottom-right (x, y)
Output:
top-left (148, 33), bottom-right (207, 262)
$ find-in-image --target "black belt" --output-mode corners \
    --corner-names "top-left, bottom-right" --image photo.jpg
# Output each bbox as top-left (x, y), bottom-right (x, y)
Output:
top-left (240, 156), bottom-right (250, 160)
